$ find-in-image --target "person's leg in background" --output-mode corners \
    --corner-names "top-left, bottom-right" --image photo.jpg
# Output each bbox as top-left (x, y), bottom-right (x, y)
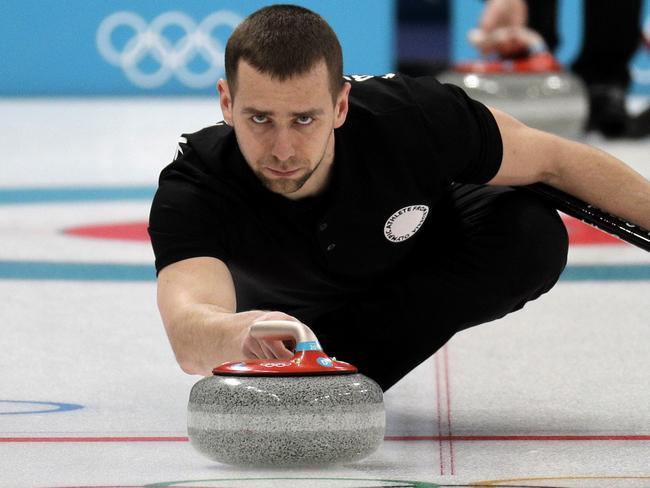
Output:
top-left (526, 0), bottom-right (559, 52)
top-left (311, 184), bottom-right (569, 391)
top-left (528, 0), bottom-right (648, 138)
top-left (470, 0), bottom-right (648, 137)
top-left (572, 0), bottom-right (644, 137)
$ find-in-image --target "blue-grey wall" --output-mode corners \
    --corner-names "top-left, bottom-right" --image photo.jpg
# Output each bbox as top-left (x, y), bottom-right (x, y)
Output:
top-left (0, 1), bottom-right (395, 96)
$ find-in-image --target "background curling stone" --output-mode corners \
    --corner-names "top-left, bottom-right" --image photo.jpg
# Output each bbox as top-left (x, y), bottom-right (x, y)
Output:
top-left (437, 51), bottom-right (588, 139)
top-left (187, 320), bottom-right (385, 467)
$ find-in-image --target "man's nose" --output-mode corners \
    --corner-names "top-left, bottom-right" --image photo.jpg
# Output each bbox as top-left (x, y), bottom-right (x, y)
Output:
top-left (271, 128), bottom-right (296, 162)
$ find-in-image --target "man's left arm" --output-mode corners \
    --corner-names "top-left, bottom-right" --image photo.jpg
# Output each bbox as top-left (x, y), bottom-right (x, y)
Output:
top-left (487, 107), bottom-right (650, 229)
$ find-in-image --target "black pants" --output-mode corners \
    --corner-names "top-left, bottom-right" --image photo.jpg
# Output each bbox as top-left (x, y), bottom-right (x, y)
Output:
top-left (310, 184), bottom-right (569, 391)
top-left (527, 0), bottom-right (643, 88)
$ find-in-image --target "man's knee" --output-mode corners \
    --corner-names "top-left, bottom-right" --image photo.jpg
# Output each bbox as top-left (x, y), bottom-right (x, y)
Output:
top-left (501, 191), bottom-right (569, 299)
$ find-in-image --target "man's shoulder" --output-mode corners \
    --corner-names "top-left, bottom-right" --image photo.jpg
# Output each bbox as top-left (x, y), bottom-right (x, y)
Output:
top-left (173, 122), bottom-right (239, 171)
top-left (186, 120), bottom-right (231, 137)
top-left (346, 72), bottom-right (450, 116)
top-left (182, 121), bottom-right (233, 155)
top-left (159, 121), bottom-right (237, 188)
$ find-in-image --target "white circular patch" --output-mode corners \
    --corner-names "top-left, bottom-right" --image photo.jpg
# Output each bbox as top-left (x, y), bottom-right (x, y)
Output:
top-left (384, 205), bottom-right (429, 243)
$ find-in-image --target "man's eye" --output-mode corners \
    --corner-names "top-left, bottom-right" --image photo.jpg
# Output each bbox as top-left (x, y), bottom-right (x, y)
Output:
top-left (296, 116), bottom-right (313, 125)
top-left (252, 115), bottom-right (268, 124)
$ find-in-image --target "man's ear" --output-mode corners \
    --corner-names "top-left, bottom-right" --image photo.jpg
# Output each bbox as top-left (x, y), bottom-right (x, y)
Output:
top-left (217, 79), bottom-right (234, 125)
top-left (333, 81), bottom-right (351, 129)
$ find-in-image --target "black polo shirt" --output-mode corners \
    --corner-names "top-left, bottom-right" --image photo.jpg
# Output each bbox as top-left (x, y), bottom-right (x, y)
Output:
top-left (148, 73), bottom-right (503, 321)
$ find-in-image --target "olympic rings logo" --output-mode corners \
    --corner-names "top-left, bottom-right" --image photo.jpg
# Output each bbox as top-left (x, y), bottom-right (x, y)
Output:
top-left (96, 11), bottom-right (242, 89)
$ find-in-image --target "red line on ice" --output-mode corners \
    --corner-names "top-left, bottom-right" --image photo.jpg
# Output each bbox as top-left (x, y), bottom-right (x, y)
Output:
top-left (444, 345), bottom-right (455, 475)
top-left (0, 436), bottom-right (188, 443)
top-left (434, 353), bottom-right (445, 475)
top-left (384, 435), bottom-right (650, 441)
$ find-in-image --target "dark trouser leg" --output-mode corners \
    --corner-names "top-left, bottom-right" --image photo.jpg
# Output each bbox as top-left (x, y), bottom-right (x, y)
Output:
top-left (571, 0), bottom-right (642, 89)
top-left (528, 0), bottom-right (644, 137)
top-left (526, 0), bottom-right (559, 52)
top-left (311, 184), bottom-right (569, 391)
top-left (571, 0), bottom-right (643, 136)
top-left (527, 0), bottom-right (643, 86)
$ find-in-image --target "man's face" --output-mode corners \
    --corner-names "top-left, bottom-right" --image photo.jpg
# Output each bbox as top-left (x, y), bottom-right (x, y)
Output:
top-left (218, 60), bottom-right (349, 198)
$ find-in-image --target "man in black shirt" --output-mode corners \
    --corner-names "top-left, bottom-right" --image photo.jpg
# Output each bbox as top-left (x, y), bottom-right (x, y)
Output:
top-left (149, 5), bottom-right (650, 391)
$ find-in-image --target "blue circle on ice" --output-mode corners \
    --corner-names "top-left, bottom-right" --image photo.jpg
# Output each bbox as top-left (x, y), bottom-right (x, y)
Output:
top-left (0, 400), bottom-right (84, 415)
top-left (316, 357), bottom-right (333, 367)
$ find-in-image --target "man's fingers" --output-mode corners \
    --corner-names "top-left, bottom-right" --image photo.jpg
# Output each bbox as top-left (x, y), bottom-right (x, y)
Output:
top-left (244, 310), bottom-right (302, 359)
top-left (469, 27), bottom-right (545, 58)
top-left (468, 28), bottom-right (487, 49)
top-left (259, 339), bottom-right (294, 359)
top-left (271, 340), bottom-right (295, 359)
top-left (247, 337), bottom-right (294, 360)
top-left (479, 0), bottom-right (528, 32)
top-left (253, 311), bottom-right (300, 324)
top-left (242, 336), bottom-right (266, 359)
top-left (245, 312), bottom-right (303, 359)
top-left (469, 29), bottom-right (505, 55)
top-left (478, 5), bottom-right (509, 32)
top-left (258, 339), bottom-right (279, 359)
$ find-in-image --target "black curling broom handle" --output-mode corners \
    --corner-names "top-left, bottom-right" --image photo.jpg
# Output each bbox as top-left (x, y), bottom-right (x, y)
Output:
top-left (518, 183), bottom-right (650, 253)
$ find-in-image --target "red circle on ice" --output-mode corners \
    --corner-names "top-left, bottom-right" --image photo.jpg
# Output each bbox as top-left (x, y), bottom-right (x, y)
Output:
top-left (61, 217), bottom-right (623, 246)
top-left (561, 215), bottom-right (623, 245)
top-left (63, 222), bottom-right (150, 242)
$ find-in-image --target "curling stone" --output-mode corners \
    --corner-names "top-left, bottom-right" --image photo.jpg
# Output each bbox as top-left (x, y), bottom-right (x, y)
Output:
top-left (187, 320), bottom-right (385, 466)
top-left (437, 51), bottom-right (588, 139)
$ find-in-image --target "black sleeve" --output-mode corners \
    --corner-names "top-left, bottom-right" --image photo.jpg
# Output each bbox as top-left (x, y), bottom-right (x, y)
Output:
top-left (148, 143), bottom-right (228, 276)
top-left (404, 76), bottom-right (503, 184)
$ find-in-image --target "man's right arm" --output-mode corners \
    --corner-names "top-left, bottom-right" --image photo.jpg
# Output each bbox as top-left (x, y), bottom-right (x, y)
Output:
top-left (156, 256), bottom-right (296, 375)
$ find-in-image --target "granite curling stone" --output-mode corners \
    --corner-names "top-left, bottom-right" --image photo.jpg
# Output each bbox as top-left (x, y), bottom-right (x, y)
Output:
top-left (437, 51), bottom-right (588, 139)
top-left (187, 320), bottom-right (385, 466)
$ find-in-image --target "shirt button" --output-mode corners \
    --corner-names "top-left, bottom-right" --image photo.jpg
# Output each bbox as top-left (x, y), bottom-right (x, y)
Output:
top-left (326, 243), bottom-right (336, 251)
top-left (319, 222), bottom-right (328, 231)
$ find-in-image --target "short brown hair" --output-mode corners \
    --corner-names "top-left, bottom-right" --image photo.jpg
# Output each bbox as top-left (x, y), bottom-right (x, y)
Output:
top-left (225, 5), bottom-right (344, 100)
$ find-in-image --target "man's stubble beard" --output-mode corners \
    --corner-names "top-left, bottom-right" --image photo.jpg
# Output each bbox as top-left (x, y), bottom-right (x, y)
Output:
top-left (255, 161), bottom-right (315, 194)
top-left (254, 137), bottom-right (331, 195)
top-left (240, 128), bottom-right (334, 196)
